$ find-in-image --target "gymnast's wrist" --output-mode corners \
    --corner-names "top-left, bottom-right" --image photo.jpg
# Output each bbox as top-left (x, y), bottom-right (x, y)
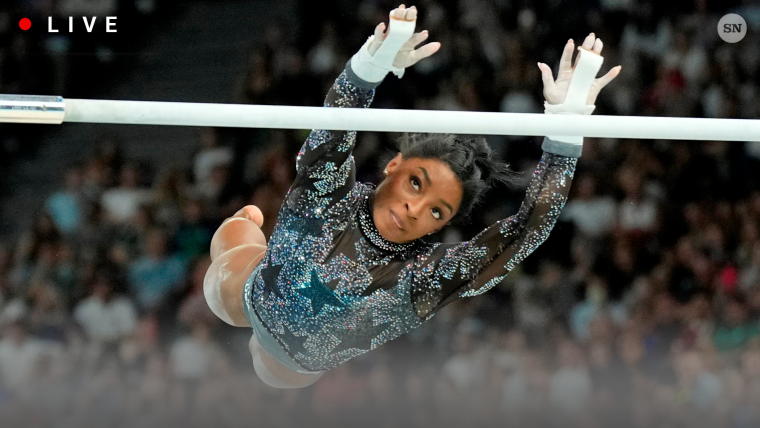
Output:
top-left (543, 101), bottom-right (595, 147)
top-left (543, 101), bottom-right (595, 115)
top-left (542, 136), bottom-right (583, 157)
top-left (345, 57), bottom-right (384, 90)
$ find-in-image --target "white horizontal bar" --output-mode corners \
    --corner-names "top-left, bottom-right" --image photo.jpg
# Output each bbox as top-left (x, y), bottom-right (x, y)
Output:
top-left (2, 95), bottom-right (759, 142)
top-left (63, 99), bottom-right (760, 142)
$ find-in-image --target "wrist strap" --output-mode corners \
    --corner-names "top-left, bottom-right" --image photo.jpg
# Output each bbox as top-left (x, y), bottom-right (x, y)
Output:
top-left (544, 47), bottom-right (604, 145)
top-left (350, 16), bottom-right (416, 83)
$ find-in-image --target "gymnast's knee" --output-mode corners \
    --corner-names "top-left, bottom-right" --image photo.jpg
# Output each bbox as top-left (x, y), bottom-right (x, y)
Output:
top-left (203, 259), bottom-right (238, 326)
top-left (203, 244), bottom-right (265, 327)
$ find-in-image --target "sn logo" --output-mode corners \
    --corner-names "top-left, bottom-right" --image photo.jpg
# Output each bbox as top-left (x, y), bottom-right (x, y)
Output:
top-left (723, 23), bottom-right (743, 33)
top-left (718, 14), bottom-right (746, 43)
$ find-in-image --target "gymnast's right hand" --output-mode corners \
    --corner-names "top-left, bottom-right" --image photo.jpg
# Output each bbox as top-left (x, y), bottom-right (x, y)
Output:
top-left (366, 5), bottom-right (441, 69)
top-left (350, 4), bottom-right (440, 83)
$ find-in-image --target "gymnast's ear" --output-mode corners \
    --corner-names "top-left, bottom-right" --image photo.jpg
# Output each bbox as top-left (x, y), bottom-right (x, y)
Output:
top-left (384, 152), bottom-right (404, 174)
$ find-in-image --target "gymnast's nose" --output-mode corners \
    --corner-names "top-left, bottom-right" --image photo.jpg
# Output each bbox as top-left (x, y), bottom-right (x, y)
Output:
top-left (405, 200), bottom-right (422, 220)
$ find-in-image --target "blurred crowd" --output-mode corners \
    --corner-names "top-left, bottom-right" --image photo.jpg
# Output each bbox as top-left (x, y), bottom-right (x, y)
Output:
top-left (2, 0), bottom-right (760, 426)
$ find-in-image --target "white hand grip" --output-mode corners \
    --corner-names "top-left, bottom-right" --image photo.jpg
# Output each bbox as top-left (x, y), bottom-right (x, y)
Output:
top-left (351, 16), bottom-right (416, 83)
top-left (545, 47), bottom-right (604, 145)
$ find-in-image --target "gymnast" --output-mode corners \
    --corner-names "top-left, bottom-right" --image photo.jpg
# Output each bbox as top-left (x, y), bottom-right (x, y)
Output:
top-left (203, 4), bottom-right (621, 388)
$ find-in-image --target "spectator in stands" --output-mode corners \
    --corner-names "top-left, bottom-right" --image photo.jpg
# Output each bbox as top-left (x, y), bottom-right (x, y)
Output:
top-left (74, 272), bottom-right (137, 351)
top-left (151, 166), bottom-right (190, 230)
top-left (174, 197), bottom-right (214, 263)
top-left (548, 340), bottom-right (592, 416)
top-left (561, 173), bottom-right (616, 240)
top-left (128, 228), bottom-right (185, 312)
top-left (26, 282), bottom-right (67, 343)
top-left (8, 213), bottom-right (61, 294)
top-left (617, 165), bottom-right (660, 239)
top-left (169, 320), bottom-right (223, 391)
top-left (441, 319), bottom-right (489, 391)
top-left (101, 162), bottom-right (153, 224)
top-left (714, 293), bottom-right (760, 353)
top-left (193, 127), bottom-right (232, 195)
top-left (0, 318), bottom-right (61, 391)
top-left (673, 350), bottom-right (723, 412)
top-left (176, 257), bottom-right (217, 328)
top-left (45, 164), bottom-right (84, 235)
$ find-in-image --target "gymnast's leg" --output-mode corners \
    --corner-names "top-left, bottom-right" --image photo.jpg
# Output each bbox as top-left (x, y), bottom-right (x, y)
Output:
top-left (248, 334), bottom-right (325, 389)
top-left (204, 243), bottom-right (263, 327)
top-left (204, 205), bottom-right (324, 388)
top-left (204, 205), bottom-right (267, 327)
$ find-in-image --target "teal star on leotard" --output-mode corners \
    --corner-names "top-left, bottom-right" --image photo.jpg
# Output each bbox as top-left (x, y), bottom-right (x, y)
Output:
top-left (298, 270), bottom-right (347, 316)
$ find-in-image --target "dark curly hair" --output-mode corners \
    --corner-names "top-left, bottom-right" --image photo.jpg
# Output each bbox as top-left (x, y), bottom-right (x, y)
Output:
top-left (394, 133), bottom-right (521, 223)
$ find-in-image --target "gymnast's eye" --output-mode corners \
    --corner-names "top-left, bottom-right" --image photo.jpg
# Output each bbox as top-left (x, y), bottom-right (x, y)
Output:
top-left (410, 176), bottom-right (421, 191)
top-left (432, 208), bottom-right (442, 220)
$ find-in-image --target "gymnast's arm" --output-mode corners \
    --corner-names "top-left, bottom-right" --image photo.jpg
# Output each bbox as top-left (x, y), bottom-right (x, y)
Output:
top-left (411, 139), bottom-right (578, 318)
top-left (289, 6), bottom-right (439, 202)
top-left (208, 6), bottom-right (435, 258)
top-left (411, 32), bottom-right (620, 318)
top-left (287, 60), bottom-right (382, 199)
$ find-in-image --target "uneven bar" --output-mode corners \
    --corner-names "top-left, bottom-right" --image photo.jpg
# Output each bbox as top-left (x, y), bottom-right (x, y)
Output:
top-left (1, 94), bottom-right (759, 142)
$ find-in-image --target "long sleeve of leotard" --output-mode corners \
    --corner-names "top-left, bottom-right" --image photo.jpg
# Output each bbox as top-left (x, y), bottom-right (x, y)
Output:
top-left (411, 140), bottom-right (581, 319)
top-left (288, 59), bottom-right (381, 209)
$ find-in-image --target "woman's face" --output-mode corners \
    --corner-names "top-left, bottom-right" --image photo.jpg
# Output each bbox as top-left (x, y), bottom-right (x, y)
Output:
top-left (373, 154), bottom-right (463, 243)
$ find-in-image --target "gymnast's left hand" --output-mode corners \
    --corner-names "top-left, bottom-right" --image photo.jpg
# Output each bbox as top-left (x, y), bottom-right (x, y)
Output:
top-left (537, 33), bottom-right (622, 106)
top-left (367, 5), bottom-right (441, 68)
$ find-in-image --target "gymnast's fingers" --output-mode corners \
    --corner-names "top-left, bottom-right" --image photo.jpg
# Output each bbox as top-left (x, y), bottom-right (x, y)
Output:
top-left (392, 5), bottom-right (407, 20)
top-left (587, 65), bottom-right (622, 104)
top-left (405, 5), bottom-right (417, 21)
top-left (558, 40), bottom-right (574, 74)
top-left (537, 63), bottom-right (555, 92)
top-left (581, 33), bottom-right (595, 50)
top-left (573, 33), bottom-right (596, 68)
top-left (411, 41), bottom-right (441, 62)
top-left (597, 65), bottom-right (622, 89)
top-left (368, 21), bottom-right (388, 56)
top-left (374, 22), bottom-right (387, 40)
top-left (405, 30), bottom-right (429, 49)
top-left (592, 38), bottom-right (603, 54)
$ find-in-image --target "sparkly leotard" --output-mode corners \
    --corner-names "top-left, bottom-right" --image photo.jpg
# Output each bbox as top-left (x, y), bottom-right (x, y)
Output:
top-left (243, 59), bottom-right (581, 372)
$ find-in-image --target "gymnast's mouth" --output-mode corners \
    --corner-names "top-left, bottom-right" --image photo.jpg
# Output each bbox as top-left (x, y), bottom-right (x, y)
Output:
top-left (389, 209), bottom-right (406, 231)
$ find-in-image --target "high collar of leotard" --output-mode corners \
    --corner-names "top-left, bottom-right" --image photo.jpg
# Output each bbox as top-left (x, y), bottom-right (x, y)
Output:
top-left (357, 185), bottom-right (420, 255)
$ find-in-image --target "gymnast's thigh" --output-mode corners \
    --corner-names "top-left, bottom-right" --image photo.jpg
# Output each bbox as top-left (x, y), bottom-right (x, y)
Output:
top-left (204, 243), bottom-right (266, 327)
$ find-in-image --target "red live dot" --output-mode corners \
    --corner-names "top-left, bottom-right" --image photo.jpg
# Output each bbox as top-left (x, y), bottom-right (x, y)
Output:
top-left (19, 18), bottom-right (32, 31)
